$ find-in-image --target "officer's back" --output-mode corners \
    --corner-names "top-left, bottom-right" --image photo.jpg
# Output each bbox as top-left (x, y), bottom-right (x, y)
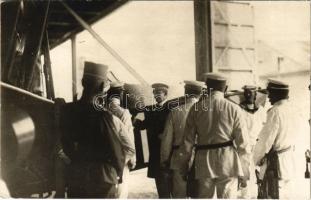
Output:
top-left (60, 62), bottom-right (135, 198)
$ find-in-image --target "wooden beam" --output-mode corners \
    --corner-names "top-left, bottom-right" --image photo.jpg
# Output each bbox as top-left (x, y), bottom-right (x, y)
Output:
top-left (50, 0), bottom-right (128, 49)
top-left (48, 21), bottom-right (74, 26)
top-left (61, 1), bottom-right (149, 86)
top-left (218, 68), bottom-right (253, 73)
top-left (50, 10), bottom-right (99, 16)
top-left (194, 0), bottom-right (213, 81)
top-left (43, 31), bottom-right (55, 100)
top-left (71, 35), bottom-right (77, 101)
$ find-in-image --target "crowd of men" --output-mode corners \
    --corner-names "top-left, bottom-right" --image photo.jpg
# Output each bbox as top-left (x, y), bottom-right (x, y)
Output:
top-left (58, 61), bottom-right (295, 199)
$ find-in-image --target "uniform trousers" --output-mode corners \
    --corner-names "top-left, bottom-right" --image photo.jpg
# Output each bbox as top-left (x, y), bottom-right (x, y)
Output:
top-left (66, 164), bottom-right (118, 198)
top-left (171, 170), bottom-right (187, 198)
top-left (278, 180), bottom-right (292, 199)
top-left (197, 177), bottom-right (238, 199)
top-left (67, 182), bottom-right (117, 198)
top-left (155, 171), bottom-right (171, 198)
top-left (238, 159), bottom-right (257, 199)
top-left (117, 165), bottom-right (129, 198)
top-left (54, 157), bottom-right (66, 198)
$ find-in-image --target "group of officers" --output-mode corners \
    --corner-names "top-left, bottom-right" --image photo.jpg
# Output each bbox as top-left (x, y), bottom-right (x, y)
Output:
top-left (58, 61), bottom-right (295, 199)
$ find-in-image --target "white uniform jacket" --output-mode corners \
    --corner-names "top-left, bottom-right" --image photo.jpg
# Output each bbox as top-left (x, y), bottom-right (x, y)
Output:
top-left (243, 106), bottom-right (267, 147)
top-left (253, 99), bottom-right (295, 180)
top-left (160, 98), bottom-right (197, 169)
top-left (108, 99), bottom-right (136, 162)
top-left (177, 91), bottom-right (251, 179)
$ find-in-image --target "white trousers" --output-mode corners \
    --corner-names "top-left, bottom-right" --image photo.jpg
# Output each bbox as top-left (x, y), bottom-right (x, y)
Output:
top-left (279, 179), bottom-right (292, 199)
top-left (197, 177), bottom-right (238, 199)
top-left (117, 166), bottom-right (129, 198)
top-left (238, 158), bottom-right (257, 199)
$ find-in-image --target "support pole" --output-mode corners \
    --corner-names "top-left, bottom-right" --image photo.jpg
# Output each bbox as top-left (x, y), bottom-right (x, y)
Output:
top-left (43, 31), bottom-right (55, 100)
top-left (71, 36), bottom-right (77, 101)
top-left (60, 1), bottom-right (149, 86)
top-left (194, 0), bottom-right (213, 81)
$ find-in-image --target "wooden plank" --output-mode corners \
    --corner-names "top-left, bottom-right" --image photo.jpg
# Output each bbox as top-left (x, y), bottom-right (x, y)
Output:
top-left (215, 46), bottom-right (255, 50)
top-left (218, 68), bottom-right (253, 72)
top-left (49, 0), bottom-right (128, 49)
top-left (71, 36), bottom-right (77, 101)
top-left (61, 1), bottom-right (148, 86)
top-left (48, 21), bottom-right (74, 26)
top-left (211, 0), bottom-right (256, 81)
top-left (43, 31), bottom-right (55, 100)
top-left (194, 0), bottom-right (213, 80)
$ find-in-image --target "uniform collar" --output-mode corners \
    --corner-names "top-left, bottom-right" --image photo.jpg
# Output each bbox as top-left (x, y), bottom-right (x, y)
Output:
top-left (108, 98), bottom-right (121, 109)
top-left (110, 98), bottom-right (121, 106)
top-left (157, 99), bottom-right (167, 107)
top-left (212, 91), bottom-right (225, 98)
top-left (273, 99), bottom-right (288, 106)
top-left (189, 97), bottom-right (198, 103)
top-left (184, 97), bottom-right (198, 105)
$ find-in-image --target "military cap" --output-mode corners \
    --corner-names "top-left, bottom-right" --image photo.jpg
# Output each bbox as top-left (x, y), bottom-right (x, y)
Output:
top-left (184, 80), bottom-right (206, 90)
top-left (242, 85), bottom-right (257, 90)
top-left (267, 79), bottom-right (289, 90)
top-left (152, 83), bottom-right (169, 92)
top-left (203, 73), bottom-right (227, 91)
top-left (83, 61), bottom-right (108, 80)
top-left (203, 72), bottom-right (227, 82)
top-left (110, 81), bottom-right (125, 90)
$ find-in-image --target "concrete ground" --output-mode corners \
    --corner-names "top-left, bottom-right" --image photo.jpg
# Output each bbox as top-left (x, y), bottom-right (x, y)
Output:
top-left (128, 168), bottom-right (157, 198)
top-left (127, 167), bottom-right (310, 199)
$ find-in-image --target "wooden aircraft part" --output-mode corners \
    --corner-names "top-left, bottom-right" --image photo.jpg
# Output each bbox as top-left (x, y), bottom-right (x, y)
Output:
top-left (48, 0), bottom-right (127, 49)
top-left (2, 0), bottom-right (50, 92)
top-left (42, 31), bottom-right (55, 100)
top-left (60, 1), bottom-right (149, 86)
top-left (1, 82), bottom-right (56, 197)
top-left (1, 0), bottom-right (23, 83)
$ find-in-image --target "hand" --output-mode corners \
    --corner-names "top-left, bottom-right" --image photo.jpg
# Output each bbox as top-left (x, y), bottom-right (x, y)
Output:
top-left (238, 177), bottom-right (247, 188)
top-left (58, 149), bottom-right (71, 164)
top-left (133, 119), bottom-right (143, 128)
top-left (258, 157), bottom-right (266, 166)
top-left (128, 158), bottom-right (136, 169)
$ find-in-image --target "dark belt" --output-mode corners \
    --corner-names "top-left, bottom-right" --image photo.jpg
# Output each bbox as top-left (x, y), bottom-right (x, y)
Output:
top-left (195, 141), bottom-right (233, 151)
top-left (276, 146), bottom-right (291, 154)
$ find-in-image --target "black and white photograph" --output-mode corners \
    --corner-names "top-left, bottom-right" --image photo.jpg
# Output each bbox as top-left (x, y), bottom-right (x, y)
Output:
top-left (1, 0), bottom-right (310, 198)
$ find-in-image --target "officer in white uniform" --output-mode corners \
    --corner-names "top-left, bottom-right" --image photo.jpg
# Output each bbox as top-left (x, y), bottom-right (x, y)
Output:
top-left (107, 81), bottom-right (136, 198)
top-left (160, 80), bottom-right (205, 198)
top-left (253, 79), bottom-right (295, 199)
top-left (239, 85), bottom-right (267, 199)
top-left (177, 73), bottom-right (250, 199)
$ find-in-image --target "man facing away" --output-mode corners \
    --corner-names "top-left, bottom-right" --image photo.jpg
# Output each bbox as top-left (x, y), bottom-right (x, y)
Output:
top-left (134, 83), bottom-right (171, 198)
top-left (176, 73), bottom-right (250, 199)
top-left (60, 61), bottom-right (135, 198)
top-left (107, 81), bottom-right (136, 198)
top-left (160, 80), bottom-right (205, 198)
top-left (253, 79), bottom-right (295, 199)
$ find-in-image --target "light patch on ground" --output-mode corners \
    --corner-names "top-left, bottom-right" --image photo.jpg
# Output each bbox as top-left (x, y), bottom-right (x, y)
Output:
top-left (128, 168), bottom-right (158, 198)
